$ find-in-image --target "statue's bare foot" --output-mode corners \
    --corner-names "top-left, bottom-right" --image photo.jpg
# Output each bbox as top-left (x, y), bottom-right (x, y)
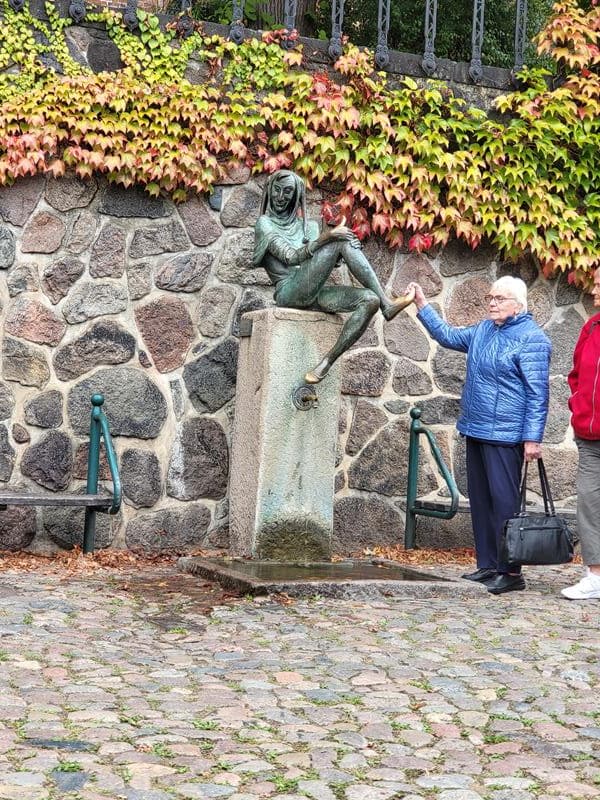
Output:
top-left (305, 358), bottom-right (331, 384)
top-left (381, 287), bottom-right (416, 321)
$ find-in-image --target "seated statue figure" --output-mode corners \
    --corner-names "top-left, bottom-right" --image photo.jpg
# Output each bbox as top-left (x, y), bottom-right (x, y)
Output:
top-left (253, 170), bottom-right (415, 384)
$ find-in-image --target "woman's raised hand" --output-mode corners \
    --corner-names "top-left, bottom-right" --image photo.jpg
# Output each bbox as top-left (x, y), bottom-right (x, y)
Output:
top-left (406, 282), bottom-right (428, 310)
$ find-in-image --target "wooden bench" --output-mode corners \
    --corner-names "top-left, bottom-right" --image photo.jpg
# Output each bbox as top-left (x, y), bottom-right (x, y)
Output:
top-left (0, 394), bottom-right (121, 553)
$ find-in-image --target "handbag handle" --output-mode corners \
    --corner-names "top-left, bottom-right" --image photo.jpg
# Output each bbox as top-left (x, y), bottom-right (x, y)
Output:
top-left (518, 458), bottom-right (556, 517)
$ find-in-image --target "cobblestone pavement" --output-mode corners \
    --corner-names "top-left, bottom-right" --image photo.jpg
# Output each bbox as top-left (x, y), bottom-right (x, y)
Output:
top-left (0, 562), bottom-right (598, 800)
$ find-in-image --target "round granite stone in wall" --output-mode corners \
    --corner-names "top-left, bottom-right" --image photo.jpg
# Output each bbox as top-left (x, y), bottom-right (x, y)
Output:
top-left (4, 297), bottom-right (66, 346)
top-left (7, 263), bottom-right (39, 296)
top-left (43, 496), bottom-right (115, 550)
top-left (0, 226), bottom-right (16, 269)
top-left (439, 239), bottom-right (495, 277)
top-left (72, 442), bottom-right (111, 480)
top-left (24, 390), bottom-right (63, 429)
top-left (0, 425), bottom-right (15, 481)
top-left (545, 376), bottom-right (571, 444)
top-left (2, 337), bottom-right (50, 388)
top-left (231, 289), bottom-right (270, 336)
top-left (90, 224), bottom-right (126, 278)
top-left (446, 277), bottom-right (491, 326)
top-left (528, 283), bottom-right (554, 328)
top-left (99, 184), bottom-right (168, 218)
top-left (348, 419), bottom-right (410, 496)
top-left (0, 175), bottom-right (44, 226)
top-left (391, 253), bottom-right (442, 298)
top-left (125, 503), bottom-right (211, 552)
top-left (497, 256), bottom-right (538, 286)
top-left (135, 297), bottom-right (194, 373)
top-left (45, 175), bottom-right (98, 212)
top-left (392, 357), bottom-right (432, 396)
top-left (341, 351), bottom-right (391, 397)
top-left (61, 281), bottom-right (128, 324)
top-left (65, 210), bottom-right (97, 254)
top-left (361, 238), bottom-right (395, 289)
top-left (177, 195), bottom-right (222, 246)
top-left (21, 212), bottom-right (66, 253)
top-left (42, 256), bottom-right (85, 304)
top-left (542, 446), bottom-right (578, 500)
top-left (546, 307), bottom-right (586, 375)
top-left (167, 417), bottom-right (228, 501)
top-left (121, 449), bottom-right (162, 508)
top-left (451, 432), bottom-right (468, 496)
top-left (417, 396), bottom-right (462, 425)
top-left (432, 346), bottom-right (466, 394)
top-left (21, 430), bottom-right (73, 491)
top-left (0, 382), bottom-right (15, 420)
top-left (126, 262), bottom-right (153, 300)
top-left (216, 230), bottom-right (270, 286)
top-left (198, 286), bottom-right (237, 338)
top-left (383, 313), bottom-right (430, 360)
top-left (12, 424), bottom-right (29, 443)
top-left (129, 221), bottom-right (188, 258)
top-left (0, 505), bottom-right (36, 550)
top-left (154, 252), bottom-right (213, 293)
top-left (183, 338), bottom-right (239, 413)
top-left (554, 270), bottom-right (582, 307)
top-left (68, 367), bottom-right (168, 438)
top-left (220, 185), bottom-right (262, 228)
top-left (53, 320), bottom-right (136, 382)
top-left (345, 399), bottom-right (388, 456)
top-left (333, 495), bottom-right (403, 552)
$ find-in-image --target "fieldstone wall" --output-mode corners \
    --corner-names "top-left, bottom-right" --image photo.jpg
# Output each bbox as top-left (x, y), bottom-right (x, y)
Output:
top-left (0, 171), bottom-right (590, 553)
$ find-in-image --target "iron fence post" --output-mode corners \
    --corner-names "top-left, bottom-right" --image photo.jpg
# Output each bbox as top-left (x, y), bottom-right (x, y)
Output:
top-left (422, 0), bottom-right (438, 75)
top-left (469, 0), bottom-right (485, 82)
top-left (328, 0), bottom-right (345, 60)
top-left (375, 0), bottom-right (391, 68)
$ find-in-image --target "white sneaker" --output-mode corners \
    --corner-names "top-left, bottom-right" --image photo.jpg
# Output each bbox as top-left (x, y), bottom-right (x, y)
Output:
top-left (561, 573), bottom-right (600, 600)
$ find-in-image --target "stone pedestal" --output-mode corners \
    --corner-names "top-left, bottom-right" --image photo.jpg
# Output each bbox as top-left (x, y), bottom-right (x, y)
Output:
top-left (230, 308), bottom-right (343, 561)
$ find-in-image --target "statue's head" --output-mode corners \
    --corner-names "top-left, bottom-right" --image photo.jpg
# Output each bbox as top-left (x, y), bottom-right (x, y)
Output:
top-left (262, 170), bottom-right (306, 216)
top-left (260, 170), bottom-right (309, 242)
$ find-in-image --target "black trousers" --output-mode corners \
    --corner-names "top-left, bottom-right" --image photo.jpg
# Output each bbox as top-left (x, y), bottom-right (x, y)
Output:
top-left (466, 437), bottom-right (524, 574)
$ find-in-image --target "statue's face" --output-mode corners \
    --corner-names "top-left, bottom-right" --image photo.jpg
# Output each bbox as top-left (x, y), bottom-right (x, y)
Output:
top-left (270, 177), bottom-right (296, 214)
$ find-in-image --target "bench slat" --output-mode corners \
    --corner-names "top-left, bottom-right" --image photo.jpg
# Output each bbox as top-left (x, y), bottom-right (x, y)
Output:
top-left (413, 499), bottom-right (576, 518)
top-left (0, 493), bottom-right (112, 508)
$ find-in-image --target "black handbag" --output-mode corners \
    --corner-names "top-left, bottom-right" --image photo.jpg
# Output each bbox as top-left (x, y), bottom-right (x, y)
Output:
top-left (500, 458), bottom-right (574, 566)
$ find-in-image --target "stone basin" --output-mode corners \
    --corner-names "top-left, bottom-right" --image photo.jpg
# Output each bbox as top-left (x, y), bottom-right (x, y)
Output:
top-left (177, 557), bottom-right (485, 599)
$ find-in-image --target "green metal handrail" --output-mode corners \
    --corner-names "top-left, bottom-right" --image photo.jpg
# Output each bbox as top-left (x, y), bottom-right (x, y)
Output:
top-left (83, 394), bottom-right (122, 554)
top-left (405, 407), bottom-right (459, 549)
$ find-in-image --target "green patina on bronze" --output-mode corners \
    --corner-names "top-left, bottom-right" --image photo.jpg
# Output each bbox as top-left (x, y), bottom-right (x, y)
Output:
top-left (253, 170), bottom-right (414, 384)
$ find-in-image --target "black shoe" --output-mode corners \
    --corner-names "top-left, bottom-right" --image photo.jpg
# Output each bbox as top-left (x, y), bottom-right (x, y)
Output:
top-left (461, 568), bottom-right (497, 582)
top-left (487, 573), bottom-right (526, 595)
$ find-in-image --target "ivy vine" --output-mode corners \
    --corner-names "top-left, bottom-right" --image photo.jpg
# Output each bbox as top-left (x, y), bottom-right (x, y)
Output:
top-left (0, 0), bottom-right (597, 284)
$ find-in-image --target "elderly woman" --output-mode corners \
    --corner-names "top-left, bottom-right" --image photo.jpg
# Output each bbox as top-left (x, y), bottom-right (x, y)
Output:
top-left (407, 276), bottom-right (552, 595)
top-left (253, 170), bottom-right (414, 384)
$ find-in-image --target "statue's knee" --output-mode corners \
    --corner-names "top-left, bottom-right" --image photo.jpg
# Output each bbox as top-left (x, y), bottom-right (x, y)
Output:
top-left (363, 291), bottom-right (380, 314)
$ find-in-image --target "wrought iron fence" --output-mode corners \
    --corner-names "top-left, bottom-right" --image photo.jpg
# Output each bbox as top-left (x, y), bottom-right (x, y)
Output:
top-left (7, 0), bottom-right (530, 82)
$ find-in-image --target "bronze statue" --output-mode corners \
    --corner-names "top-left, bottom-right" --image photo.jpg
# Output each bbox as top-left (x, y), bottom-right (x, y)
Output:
top-left (253, 170), bottom-right (415, 383)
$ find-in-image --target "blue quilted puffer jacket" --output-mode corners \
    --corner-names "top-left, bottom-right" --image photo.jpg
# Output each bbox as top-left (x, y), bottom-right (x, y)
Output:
top-left (417, 304), bottom-right (552, 444)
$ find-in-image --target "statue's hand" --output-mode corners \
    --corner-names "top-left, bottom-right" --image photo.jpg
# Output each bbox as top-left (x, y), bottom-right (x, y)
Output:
top-left (327, 217), bottom-right (355, 242)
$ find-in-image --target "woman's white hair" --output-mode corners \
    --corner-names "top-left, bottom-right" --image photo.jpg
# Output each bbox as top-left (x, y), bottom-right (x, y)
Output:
top-left (491, 276), bottom-right (528, 312)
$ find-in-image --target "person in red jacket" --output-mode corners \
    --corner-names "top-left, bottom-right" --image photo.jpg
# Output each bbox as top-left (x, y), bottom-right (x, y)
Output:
top-left (562, 267), bottom-right (600, 600)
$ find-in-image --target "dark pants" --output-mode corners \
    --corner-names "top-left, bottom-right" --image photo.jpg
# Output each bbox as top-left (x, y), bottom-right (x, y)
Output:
top-left (466, 437), bottom-right (524, 574)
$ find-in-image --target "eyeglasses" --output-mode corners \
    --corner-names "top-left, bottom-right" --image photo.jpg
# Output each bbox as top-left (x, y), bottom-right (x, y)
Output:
top-left (484, 294), bottom-right (515, 305)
